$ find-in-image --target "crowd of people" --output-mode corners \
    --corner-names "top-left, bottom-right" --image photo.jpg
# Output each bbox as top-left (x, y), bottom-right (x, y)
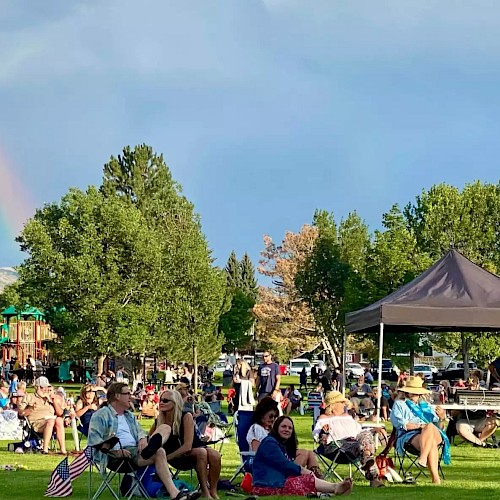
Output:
top-left (1, 351), bottom-right (499, 496)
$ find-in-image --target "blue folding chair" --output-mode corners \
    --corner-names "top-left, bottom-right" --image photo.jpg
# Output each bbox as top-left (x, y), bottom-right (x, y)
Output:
top-left (229, 410), bottom-right (255, 484)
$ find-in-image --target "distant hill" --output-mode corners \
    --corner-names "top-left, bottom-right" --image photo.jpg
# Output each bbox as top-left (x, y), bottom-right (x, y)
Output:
top-left (0, 267), bottom-right (18, 293)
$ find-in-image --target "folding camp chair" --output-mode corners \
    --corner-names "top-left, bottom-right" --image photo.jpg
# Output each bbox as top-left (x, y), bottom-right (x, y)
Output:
top-left (88, 437), bottom-right (151, 500)
top-left (229, 410), bottom-right (255, 484)
top-left (314, 442), bottom-right (366, 482)
top-left (394, 432), bottom-right (445, 481)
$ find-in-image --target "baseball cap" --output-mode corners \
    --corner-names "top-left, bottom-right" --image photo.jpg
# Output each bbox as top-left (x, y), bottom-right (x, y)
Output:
top-left (35, 376), bottom-right (50, 388)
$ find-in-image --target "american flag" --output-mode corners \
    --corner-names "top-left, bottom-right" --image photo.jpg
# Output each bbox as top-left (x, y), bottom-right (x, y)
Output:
top-left (45, 457), bottom-right (72, 497)
top-left (69, 446), bottom-right (93, 480)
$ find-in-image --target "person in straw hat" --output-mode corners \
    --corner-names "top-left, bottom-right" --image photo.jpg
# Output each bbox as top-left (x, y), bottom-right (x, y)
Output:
top-left (390, 376), bottom-right (450, 484)
top-left (313, 391), bottom-right (384, 487)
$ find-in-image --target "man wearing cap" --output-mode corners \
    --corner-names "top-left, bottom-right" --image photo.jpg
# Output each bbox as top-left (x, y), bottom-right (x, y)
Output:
top-left (390, 376), bottom-right (450, 485)
top-left (18, 376), bottom-right (67, 454)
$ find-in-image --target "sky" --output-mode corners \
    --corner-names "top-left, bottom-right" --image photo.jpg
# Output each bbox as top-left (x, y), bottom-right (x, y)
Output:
top-left (2, 1), bottom-right (500, 276)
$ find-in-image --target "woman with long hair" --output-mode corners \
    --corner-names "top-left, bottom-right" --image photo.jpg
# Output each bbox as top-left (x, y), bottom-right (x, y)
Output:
top-left (247, 397), bottom-right (323, 478)
top-left (142, 389), bottom-right (221, 499)
top-left (252, 416), bottom-right (352, 497)
top-left (75, 384), bottom-right (99, 436)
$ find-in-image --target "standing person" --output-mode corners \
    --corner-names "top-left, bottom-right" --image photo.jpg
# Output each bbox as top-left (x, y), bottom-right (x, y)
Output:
top-left (4, 360), bottom-right (10, 383)
top-left (88, 383), bottom-right (199, 500)
top-left (488, 357), bottom-right (500, 388)
top-left (310, 364), bottom-right (318, 386)
top-left (165, 365), bottom-right (175, 387)
top-left (233, 358), bottom-right (254, 411)
top-left (299, 367), bottom-right (308, 391)
top-left (256, 352), bottom-right (281, 402)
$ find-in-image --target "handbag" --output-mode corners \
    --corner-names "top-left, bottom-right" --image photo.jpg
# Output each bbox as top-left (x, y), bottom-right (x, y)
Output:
top-left (375, 455), bottom-right (395, 479)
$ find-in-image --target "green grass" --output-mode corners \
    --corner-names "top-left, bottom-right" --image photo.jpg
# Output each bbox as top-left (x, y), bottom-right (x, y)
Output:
top-left (1, 411), bottom-right (499, 499)
top-left (2, 378), bottom-right (498, 499)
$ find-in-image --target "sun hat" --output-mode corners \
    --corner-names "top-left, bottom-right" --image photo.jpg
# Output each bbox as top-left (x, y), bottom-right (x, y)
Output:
top-left (399, 376), bottom-right (430, 395)
top-left (35, 376), bottom-right (50, 388)
top-left (324, 390), bottom-right (349, 406)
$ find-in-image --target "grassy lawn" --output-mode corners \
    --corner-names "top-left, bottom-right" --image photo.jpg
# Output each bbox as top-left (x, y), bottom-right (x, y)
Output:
top-left (1, 378), bottom-right (498, 499)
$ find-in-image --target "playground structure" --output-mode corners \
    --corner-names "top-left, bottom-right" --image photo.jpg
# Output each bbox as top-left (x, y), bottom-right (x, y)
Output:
top-left (1, 306), bottom-right (57, 365)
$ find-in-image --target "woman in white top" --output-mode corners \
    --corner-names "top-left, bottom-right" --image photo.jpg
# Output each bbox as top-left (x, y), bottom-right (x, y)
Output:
top-left (313, 391), bottom-right (383, 487)
top-left (247, 397), bottom-right (323, 478)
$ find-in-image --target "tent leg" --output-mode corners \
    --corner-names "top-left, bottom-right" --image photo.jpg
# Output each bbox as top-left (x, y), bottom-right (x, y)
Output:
top-left (376, 322), bottom-right (384, 423)
top-left (342, 330), bottom-right (347, 393)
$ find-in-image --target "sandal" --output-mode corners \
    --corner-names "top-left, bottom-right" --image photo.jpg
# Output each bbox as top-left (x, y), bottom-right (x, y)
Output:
top-left (403, 474), bottom-right (416, 485)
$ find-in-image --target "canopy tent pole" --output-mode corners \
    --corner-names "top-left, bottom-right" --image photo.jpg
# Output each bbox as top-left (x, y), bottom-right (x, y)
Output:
top-left (341, 330), bottom-right (347, 393)
top-left (376, 322), bottom-right (384, 423)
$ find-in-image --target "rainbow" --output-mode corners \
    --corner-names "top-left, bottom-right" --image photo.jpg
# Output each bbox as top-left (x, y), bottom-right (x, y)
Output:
top-left (0, 147), bottom-right (36, 245)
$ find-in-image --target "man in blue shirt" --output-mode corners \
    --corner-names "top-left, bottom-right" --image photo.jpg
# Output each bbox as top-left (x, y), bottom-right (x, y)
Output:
top-left (488, 357), bottom-right (500, 388)
top-left (256, 352), bottom-right (281, 402)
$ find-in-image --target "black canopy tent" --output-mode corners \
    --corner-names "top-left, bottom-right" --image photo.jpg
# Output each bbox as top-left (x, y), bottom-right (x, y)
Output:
top-left (345, 249), bottom-right (500, 419)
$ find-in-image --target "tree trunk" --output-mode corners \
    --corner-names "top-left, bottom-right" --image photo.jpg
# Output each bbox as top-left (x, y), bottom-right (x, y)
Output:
top-left (97, 354), bottom-right (106, 376)
top-left (462, 334), bottom-right (471, 380)
top-left (193, 343), bottom-right (198, 395)
top-left (409, 347), bottom-right (415, 375)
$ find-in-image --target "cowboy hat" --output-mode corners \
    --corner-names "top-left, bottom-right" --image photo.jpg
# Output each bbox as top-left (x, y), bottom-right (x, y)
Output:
top-left (399, 376), bottom-right (430, 395)
top-left (324, 390), bottom-right (348, 406)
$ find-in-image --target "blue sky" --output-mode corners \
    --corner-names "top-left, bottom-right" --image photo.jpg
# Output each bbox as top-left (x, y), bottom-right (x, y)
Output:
top-left (2, 1), bottom-right (500, 275)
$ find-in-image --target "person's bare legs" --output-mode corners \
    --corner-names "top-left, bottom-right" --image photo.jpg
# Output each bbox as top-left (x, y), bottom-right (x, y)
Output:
top-left (294, 449), bottom-right (319, 468)
top-left (413, 424), bottom-right (441, 467)
top-left (313, 476), bottom-right (353, 495)
top-left (187, 448), bottom-right (211, 498)
top-left (426, 442), bottom-right (440, 484)
top-left (285, 402), bottom-right (292, 415)
top-left (206, 447), bottom-right (221, 499)
top-left (478, 417), bottom-right (498, 443)
top-left (137, 448), bottom-right (180, 498)
top-left (54, 417), bottom-right (67, 454)
top-left (41, 419), bottom-right (55, 453)
top-left (457, 422), bottom-right (483, 446)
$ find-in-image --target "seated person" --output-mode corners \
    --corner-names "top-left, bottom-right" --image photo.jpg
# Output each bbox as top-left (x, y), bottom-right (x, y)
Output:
top-left (313, 391), bottom-right (383, 487)
top-left (201, 380), bottom-right (217, 403)
top-left (390, 376), bottom-right (450, 485)
top-left (148, 389), bottom-right (221, 500)
top-left (349, 375), bottom-right (373, 415)
top-left (370, 387), bottom-right (389, 421)
top-left (176, 383), bottom-right (196, 413)
top-left (247, 397), bottom-right (323, 478)
top-left (75, 384), bottom-right (99, 436)
top-left (88, 382), bottom-right (199, 500)
top-left (252, 415), bottom-right (353, 497)
top-left (0, 381), bottom-right (10, 410)
top-left (11, 380), bottom-right (27, 409)
top-left (453, 409), bottom-right (498, 448)
top-left (454, 378), bottom-right (466, 388)
top-left (141, 390), bottom-right (159, 419)
top-left (131, 383), bottom-right (145, 410)
top-left (283, 384), bottom-right (303, 415)
top-left (17, 376), bottom-right (67, 455)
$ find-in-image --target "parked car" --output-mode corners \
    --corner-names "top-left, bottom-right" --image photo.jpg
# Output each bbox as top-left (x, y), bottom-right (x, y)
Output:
top-left (288, 358), bottom-right (312, 377)
top-left (213, 360), bottom-right (227, 373)
top-left (436, 360), bottom-right (478, 381)
top-left (413, 364), bottom-right (434, 382)
top-left (372, 358), bottom-right (400, 381)
top-left (346, 362), bottom-right (364, 379)
top-left (311, 359), bottom-right (327, 372)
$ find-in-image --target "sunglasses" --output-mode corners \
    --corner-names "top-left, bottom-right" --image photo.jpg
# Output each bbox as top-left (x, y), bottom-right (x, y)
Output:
top-left (160, 398), bottom-right (172, 403)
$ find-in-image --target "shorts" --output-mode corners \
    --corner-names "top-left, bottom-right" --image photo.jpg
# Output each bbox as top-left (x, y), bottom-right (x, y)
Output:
top-left (456, 417), bottom-right (488, 434)
top-left (107, 446), bottom-right (139, 469)
top-left (31, 417), bottom-right (56, 433)
top-left (253, 474), bottom-right (316, 496)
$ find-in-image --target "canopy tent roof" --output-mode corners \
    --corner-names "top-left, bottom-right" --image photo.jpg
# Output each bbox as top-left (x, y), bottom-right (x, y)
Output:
top-left (346, 249), bottom-right (500, 334)
top-left (1, 305), bottom-right (17, 317)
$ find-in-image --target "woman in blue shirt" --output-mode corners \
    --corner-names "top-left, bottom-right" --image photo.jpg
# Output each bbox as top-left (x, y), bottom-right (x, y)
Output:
top-left (252, 416), bottom-right (353, 496)
top-left (390, 376), bottom-right (450, 484)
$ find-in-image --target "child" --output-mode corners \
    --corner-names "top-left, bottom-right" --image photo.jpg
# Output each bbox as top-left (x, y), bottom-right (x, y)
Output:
top-left (8, 374), bottom-right (19, 397)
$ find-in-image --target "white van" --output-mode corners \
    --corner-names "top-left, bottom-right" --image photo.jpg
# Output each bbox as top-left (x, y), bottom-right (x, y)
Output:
top-left (288, 358), bottom-right (312, 377)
